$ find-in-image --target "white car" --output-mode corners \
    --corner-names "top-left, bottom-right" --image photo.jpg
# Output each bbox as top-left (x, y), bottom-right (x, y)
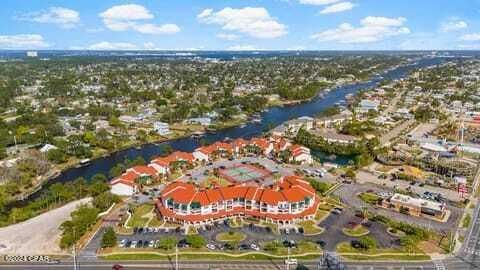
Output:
top-left (285, 259), bottom-right (298, 265)
top-left (119, 239), bottom-right (127, 248)
top-left (148, 240), bottom-right (155, 248)
top-left (206, 243), bottom-right (216, 250)
top-left (250, 243), bottom-right (260, 251)
top-left (130, 240), bottom-right (137, 248)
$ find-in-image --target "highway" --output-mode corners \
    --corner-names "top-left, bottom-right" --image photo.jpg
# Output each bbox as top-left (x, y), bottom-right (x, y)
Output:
top-left (0, 259), bottom-right (438, 270)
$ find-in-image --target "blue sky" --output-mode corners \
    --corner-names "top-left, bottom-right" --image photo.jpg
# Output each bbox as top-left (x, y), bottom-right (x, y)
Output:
top-left (0, 0), bottom-right (480, 50)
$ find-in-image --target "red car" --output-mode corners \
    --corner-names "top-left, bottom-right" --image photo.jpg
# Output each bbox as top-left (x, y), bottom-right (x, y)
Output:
top-left (112, 264), bottom-right (123, 270)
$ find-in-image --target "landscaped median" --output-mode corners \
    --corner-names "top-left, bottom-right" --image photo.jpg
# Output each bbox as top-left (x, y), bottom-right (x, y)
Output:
top-left (342, 225), bottom-right (370, 237)
top-left (336, 242), bottom-right (430, 261)
top-left (297, 220), bottom-right (324, 235)
top-left (99, 249), bottom-right (321, 261)
top-left (216, 231), bottom-right (247, 242)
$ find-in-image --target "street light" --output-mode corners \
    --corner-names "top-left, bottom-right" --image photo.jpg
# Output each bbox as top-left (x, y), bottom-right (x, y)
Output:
top-left (175, 243), bottom-right (178, 270)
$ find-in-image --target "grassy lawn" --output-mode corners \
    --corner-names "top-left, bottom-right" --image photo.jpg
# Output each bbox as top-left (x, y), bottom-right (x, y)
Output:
top-left (216, 231), bottom-right (247, 242)
top-left (147, 217), bottom-right (163, 227)
top-left (127, 204), bottom-right (154, 228)
top-left (186, 226), bottom-right (198, 235)
top-left (163, 221), bottom-right (181, 228)
top-left (315, 209), bottom-right (330, 221)
top-left (200, 176), bottom-right (232, 188)
top-left (342, 226), bottom-right (370, 237)
top-left (297, 220), bottom-right (324, 235)
top-left (101, 252), bottom-right (320, 261)
top-left (336, 242), bottom-right (428, 261)
top-left (261, 240), bottom-right (320, 256)
top-left (168, 171), bottom-right (183, 181)
top-left (358, 192), bottom-right (381, 205)
top-left (342, 254), bottom-right (430, 261)
top-left (228, 217), bottom-right (243, 228)
top-left (462, 213), bottom-right (472, 228)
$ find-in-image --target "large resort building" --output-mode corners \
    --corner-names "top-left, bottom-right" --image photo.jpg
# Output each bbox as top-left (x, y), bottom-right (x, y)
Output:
top-left (156, 175), bottom-right (319, 225)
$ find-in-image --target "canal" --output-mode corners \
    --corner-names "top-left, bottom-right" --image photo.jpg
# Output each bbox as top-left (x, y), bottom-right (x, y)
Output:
top-left (21, 56), bottom-right (448, 202)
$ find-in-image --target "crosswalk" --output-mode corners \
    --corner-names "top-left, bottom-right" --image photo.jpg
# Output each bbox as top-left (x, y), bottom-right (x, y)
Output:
top-left (433, 260), bottom-right (446, 270)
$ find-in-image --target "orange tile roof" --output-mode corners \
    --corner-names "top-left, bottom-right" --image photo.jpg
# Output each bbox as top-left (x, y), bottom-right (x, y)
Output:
top-left (220, 186), bottom-right (249, 200)
top-left (197, 141), bottom-right (234, 155)
top-left (249, 138), bottom-right (270, 150)
top-left (152, 151), bottom-right (195, 167)
top-left (191, 191), bottom-right (210, 206)
top-left (205, 188), bottom-right (223, 203)
top-left (260, 189), bottom-right (286, 204)
top-left (130, 165), bottom-right (157, 176)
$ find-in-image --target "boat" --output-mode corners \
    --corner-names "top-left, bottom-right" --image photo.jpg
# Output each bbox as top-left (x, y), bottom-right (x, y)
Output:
top-left (327, 154), bottom-right (337, 161)
top-left (76, 158), bottom-right (91, 168)
top-left (191, 131), bottom-right (205, 138)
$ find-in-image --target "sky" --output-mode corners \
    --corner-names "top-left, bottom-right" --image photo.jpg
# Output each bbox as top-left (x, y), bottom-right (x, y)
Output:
top-left (0, 0), bottom-right (480, 50)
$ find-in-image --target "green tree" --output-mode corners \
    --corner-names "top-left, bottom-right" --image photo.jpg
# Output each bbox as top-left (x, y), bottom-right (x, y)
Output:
top-left (47, 148), bottom-right (67, 164)
top-left (185, 235), bottom-right (206, 248)
top-left (158, 237), bottom-right (178, 250)
top-left (101, 227), bottom-right (117, 248)
top-left (358, 236), bottom-right (377, 250)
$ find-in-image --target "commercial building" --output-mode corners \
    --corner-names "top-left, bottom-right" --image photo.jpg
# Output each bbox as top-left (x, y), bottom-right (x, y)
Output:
top-left (381, 193), bottom-right (447, 220)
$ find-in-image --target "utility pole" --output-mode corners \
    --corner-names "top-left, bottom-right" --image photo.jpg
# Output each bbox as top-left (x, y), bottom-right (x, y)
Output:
top-left (286, 245), bottom-right (290, 270)
top-left (175, 244), bottom-right (178, 270)
top-left (73, 227), bottom-right (77, 270)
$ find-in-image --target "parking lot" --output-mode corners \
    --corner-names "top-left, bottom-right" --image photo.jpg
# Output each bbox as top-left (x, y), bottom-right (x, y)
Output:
top-left (333, 182), bottom-right (462, 231)
top-left (113, 208), bottom-right (400, 253)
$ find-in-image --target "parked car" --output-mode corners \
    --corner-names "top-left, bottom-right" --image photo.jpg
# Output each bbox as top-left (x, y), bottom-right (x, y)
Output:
top-left (250, 243), bottom-right (260, 251)
top-left (206, 243), bottom-right (216, 250)
top-left (285, 259), bottom-right (298, 265)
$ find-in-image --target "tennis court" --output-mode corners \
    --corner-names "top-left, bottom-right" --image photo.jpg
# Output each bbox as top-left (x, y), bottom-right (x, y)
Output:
top-left (219, 164), bottom-right (271, 183)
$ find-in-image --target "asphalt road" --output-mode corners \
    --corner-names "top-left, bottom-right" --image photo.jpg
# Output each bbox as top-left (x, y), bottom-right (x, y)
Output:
top-left (0, 259), bottom-right (439, 270)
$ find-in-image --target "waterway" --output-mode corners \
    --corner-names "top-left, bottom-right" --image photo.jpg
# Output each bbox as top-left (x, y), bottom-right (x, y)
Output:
top-left (18, 56), bottom-right (450, 203)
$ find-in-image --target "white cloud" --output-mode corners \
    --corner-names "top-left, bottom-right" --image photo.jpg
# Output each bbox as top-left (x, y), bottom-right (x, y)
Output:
top-left (132, 23), bottom-right (180, 34)
top-left (198, 7), bottom-right (287, 39)
top-left (461, 33), bottom-right (480, 41)
top-left (143, 42), bottom-right (156, 49)
top-left (320, 2), bottom-right (355, 14)
top-left (299, 0), bottom-right (340, 5)
top-left (99, 4), bottom-right (180, 35)
top-left (88, 41), bottom-right (138, 50)
top-left (311, 16), bottom-right (410, 43)
top-left (217, 33), bottom-right (240, 41)
top-left (227, 45), bottom-right (257, 51)
top-left (440, 18), bottom-right (468, 32)
top-left (17, 7), bottom-right (80, 28)
top-left (100, 4), bottom-right (153, 21)
top-left (0, 34), bottom-right (49, 49)
top-left (458, 44), bottom-right (480, 49)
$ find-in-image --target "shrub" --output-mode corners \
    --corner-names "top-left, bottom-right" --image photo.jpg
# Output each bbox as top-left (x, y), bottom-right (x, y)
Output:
top-left (101, 227), bottom-right (117, 248)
